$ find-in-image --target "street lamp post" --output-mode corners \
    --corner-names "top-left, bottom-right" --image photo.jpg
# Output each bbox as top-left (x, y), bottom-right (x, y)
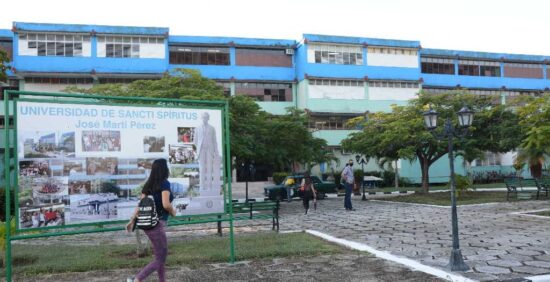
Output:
top-left (355, 155), bottom-right (368, 201)
top-left (423, 106), bottom-right (473, 272)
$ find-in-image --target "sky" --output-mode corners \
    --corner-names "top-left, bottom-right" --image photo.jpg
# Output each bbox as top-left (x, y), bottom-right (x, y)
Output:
top-left (3, 0), bottom-right (549, 56)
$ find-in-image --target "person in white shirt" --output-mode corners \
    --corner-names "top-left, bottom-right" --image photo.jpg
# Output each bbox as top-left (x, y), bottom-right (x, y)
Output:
top-left (341, 159), bottom-right (355, 211)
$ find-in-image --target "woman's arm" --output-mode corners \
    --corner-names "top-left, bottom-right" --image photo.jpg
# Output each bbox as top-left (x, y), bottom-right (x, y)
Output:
top-left (162, 191), bottom-right (176, 217)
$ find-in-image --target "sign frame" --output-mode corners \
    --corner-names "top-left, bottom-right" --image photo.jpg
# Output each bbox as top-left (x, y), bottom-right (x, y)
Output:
top-left (3, 90), bottom-right (236, 281)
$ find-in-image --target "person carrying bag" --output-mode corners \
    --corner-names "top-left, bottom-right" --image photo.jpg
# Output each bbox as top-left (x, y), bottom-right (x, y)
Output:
top-left (126, 158), bottom-right (176, 282)
top-left (301, 172), bottom-right (317, 214)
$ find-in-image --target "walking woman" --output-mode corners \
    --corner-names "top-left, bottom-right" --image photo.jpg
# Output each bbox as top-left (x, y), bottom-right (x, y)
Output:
top-left (301, 172), bottom-right (317, 214)
top-left (127, 158), bottom-right (176, 282)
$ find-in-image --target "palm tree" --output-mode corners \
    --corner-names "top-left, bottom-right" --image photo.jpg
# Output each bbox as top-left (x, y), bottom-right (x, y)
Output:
top-left (514, 126), bottom-right (550, 178)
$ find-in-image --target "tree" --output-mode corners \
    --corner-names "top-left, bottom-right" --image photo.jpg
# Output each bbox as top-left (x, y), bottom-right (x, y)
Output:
top-left (67, 69), bottom-right (331, 174)
top-left (264, 108), bottom-right (334, 172)
top-left (515, 94), bottom-right (550, 178)
top-left (0, 49), bottom-right (9, 82)
top-left (342, 92), bottom-right (522, 193)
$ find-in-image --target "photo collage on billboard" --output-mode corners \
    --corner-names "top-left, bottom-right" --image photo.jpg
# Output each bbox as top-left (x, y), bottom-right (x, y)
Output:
top-left (17, 102), bottom-right (225, 229)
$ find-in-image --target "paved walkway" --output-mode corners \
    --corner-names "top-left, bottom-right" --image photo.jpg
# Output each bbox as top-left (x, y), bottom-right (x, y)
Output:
top-left (277, 197), bottom-right (550, 281)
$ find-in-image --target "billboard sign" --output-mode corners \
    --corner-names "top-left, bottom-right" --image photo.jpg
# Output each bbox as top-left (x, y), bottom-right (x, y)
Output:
top-left (16, 101), bottom-right (225, 230)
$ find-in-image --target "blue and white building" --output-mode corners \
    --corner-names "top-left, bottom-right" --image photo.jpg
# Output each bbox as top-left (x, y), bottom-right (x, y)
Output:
top-left (1, 22), bottom-right (549, 183)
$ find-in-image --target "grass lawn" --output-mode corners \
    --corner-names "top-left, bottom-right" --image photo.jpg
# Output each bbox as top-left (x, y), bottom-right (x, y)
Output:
top-left (355, 182), bottom-right (507, 193)
top-left (377, 191), bottom-right (536, 206)
top-left (1, 232), bottom-right (342, 277)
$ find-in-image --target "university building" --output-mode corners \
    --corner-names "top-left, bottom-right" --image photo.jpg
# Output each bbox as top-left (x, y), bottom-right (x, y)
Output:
top-left (1, 22), bottom-right (549, 183)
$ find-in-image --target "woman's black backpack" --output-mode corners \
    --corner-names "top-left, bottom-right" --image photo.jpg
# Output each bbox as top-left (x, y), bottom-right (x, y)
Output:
top-left (136, 196), bottom-right (159, 230)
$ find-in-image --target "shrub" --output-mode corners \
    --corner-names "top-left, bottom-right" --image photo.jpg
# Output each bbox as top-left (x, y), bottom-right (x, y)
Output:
top-left (449, 174), bottom-right (474, 198)
top-left (353, 169), bottom-right (364, 184)
top-left (272, 172), bottom-right (289, 185)
top-left (0, 218), bottom-right (16, 258)
top-left (333, 172), bottom-right (342, 188)
top-left (382, 171), bottom-right (396, 187)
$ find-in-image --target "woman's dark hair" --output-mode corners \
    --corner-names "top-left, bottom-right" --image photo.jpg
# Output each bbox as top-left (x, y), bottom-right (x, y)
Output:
top-left (142, 159), bottom-right (169, 195)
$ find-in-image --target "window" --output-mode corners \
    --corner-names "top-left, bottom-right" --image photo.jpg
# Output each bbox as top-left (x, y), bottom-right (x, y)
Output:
top-left (215, 81), bottom-right (232, 96)
top-left (458, 60), bottom-right (500, 77)
top-left (421, 57), bottom-right (455, 74)
top-left (368, 81), bottom-right (418, 88)
top-left (368, 47), bottom-right (417, 56)
top-left (20, 32), bottom-right (89, 57)
top-left (422, 88), bottom-right (456, 95)
top-left (310, 79), bottom-right (364, 87)
top-left (234, 82), bottom-right (292, 101)
top-left (169, 46), bottom-right (229, 65)
top-left (475, 152), bottom-right (502, 166)
top-left (264, 89), bottom-right (287, 101)
top-left (309, 44), bottom-right (362, 65)
top-left (503, 63), bottom-right (543, 79)
top-left (308, 114), bottom-right (360, 130)
top-left (98, 36), bottom-right (164, 58)
top-left (99, 78), bottom-right (155, 84)
top-left (236, 48), bottom-right (292, 67)
top-left (0, 116), bottom-right (14, 129)
top-left (25, 77), bottom-right (93, 84)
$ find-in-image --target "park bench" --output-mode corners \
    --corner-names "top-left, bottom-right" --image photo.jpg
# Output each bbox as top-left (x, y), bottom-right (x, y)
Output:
top-left (534, 178), bottom-right (550, 200)
top-left (504, 178), bottom-right (537, 200)
top-left (165, 199), bottom-right (280, 236)
top-left (217, 199), bottom-right (280, 235)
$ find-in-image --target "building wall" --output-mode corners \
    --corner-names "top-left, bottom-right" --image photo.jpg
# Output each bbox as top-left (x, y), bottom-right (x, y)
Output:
top-left (3, 22), bottom-right (550, 185)
top-left (368, 86), bottom-right (419, 101)
top-left (22, 82), bottom-right (93, 92)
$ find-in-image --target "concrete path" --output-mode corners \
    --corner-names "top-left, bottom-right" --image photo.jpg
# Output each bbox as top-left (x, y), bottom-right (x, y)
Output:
top-left (276, 197), bottom-right (550, 281)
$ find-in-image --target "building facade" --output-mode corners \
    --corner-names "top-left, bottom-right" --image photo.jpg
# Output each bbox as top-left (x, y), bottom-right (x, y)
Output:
top-left (1, 22), bottom-right (549, 183)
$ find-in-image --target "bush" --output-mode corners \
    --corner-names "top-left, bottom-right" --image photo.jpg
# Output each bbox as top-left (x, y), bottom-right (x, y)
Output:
top-left (353, 169), bottom-right (364, 184)
top-left (333, 172), bottom-right (342, 188)
top-left (0, 219), bottom-right (16, 258)
top-left (382, 171), bottom-right (396, 187)
top-left (272, 172), bottom-right (289, 185)
top-left (469, 170), bottom-right (516, 184)
top-left (449, 174), bottom-right (474, 198)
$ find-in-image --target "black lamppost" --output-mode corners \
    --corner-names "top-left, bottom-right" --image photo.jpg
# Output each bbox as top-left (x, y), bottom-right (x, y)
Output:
top-left (355, 155), bottom-right (368, 201)
top-left (423, 106), bottom-right (473, 272)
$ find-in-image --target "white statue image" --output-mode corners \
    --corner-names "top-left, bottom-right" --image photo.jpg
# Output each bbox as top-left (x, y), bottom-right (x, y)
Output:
top-left (193, 112), bottom-right (221, 196)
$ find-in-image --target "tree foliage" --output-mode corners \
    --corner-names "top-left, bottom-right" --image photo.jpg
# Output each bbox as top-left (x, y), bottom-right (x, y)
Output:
top-left (66, 69), bottom-right (332, 173)
top-left (342, 92), bottom-right (522, 192)
top-left (514, 93), bottom-right (550, 177)
top-left (0, 49), bottom-right (10, 82)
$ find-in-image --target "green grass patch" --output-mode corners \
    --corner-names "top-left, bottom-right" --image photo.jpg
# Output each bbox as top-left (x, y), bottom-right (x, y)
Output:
top-left (354, 182), bottom-right (506, 193)
top-left (1, 232), bottom-right (341, 277)
top-left (377, 191), bottom-right (534, 206)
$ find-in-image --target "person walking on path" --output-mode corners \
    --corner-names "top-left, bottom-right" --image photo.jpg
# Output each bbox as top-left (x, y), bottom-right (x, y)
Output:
top-left (341, 160), bottom-right (355, 211)
top-left (301, 172), bottom-right (317, 214)
top-left (127, 158), bottom-right (176, 282)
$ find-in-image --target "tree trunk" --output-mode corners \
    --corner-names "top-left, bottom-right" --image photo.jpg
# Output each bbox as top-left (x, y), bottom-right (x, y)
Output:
top-left (420, 159), bottom-right (430, 193)
top-left (394, 160), bottom-right (399, 189)
top-left (529, 162), bottom-right (543, 178)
